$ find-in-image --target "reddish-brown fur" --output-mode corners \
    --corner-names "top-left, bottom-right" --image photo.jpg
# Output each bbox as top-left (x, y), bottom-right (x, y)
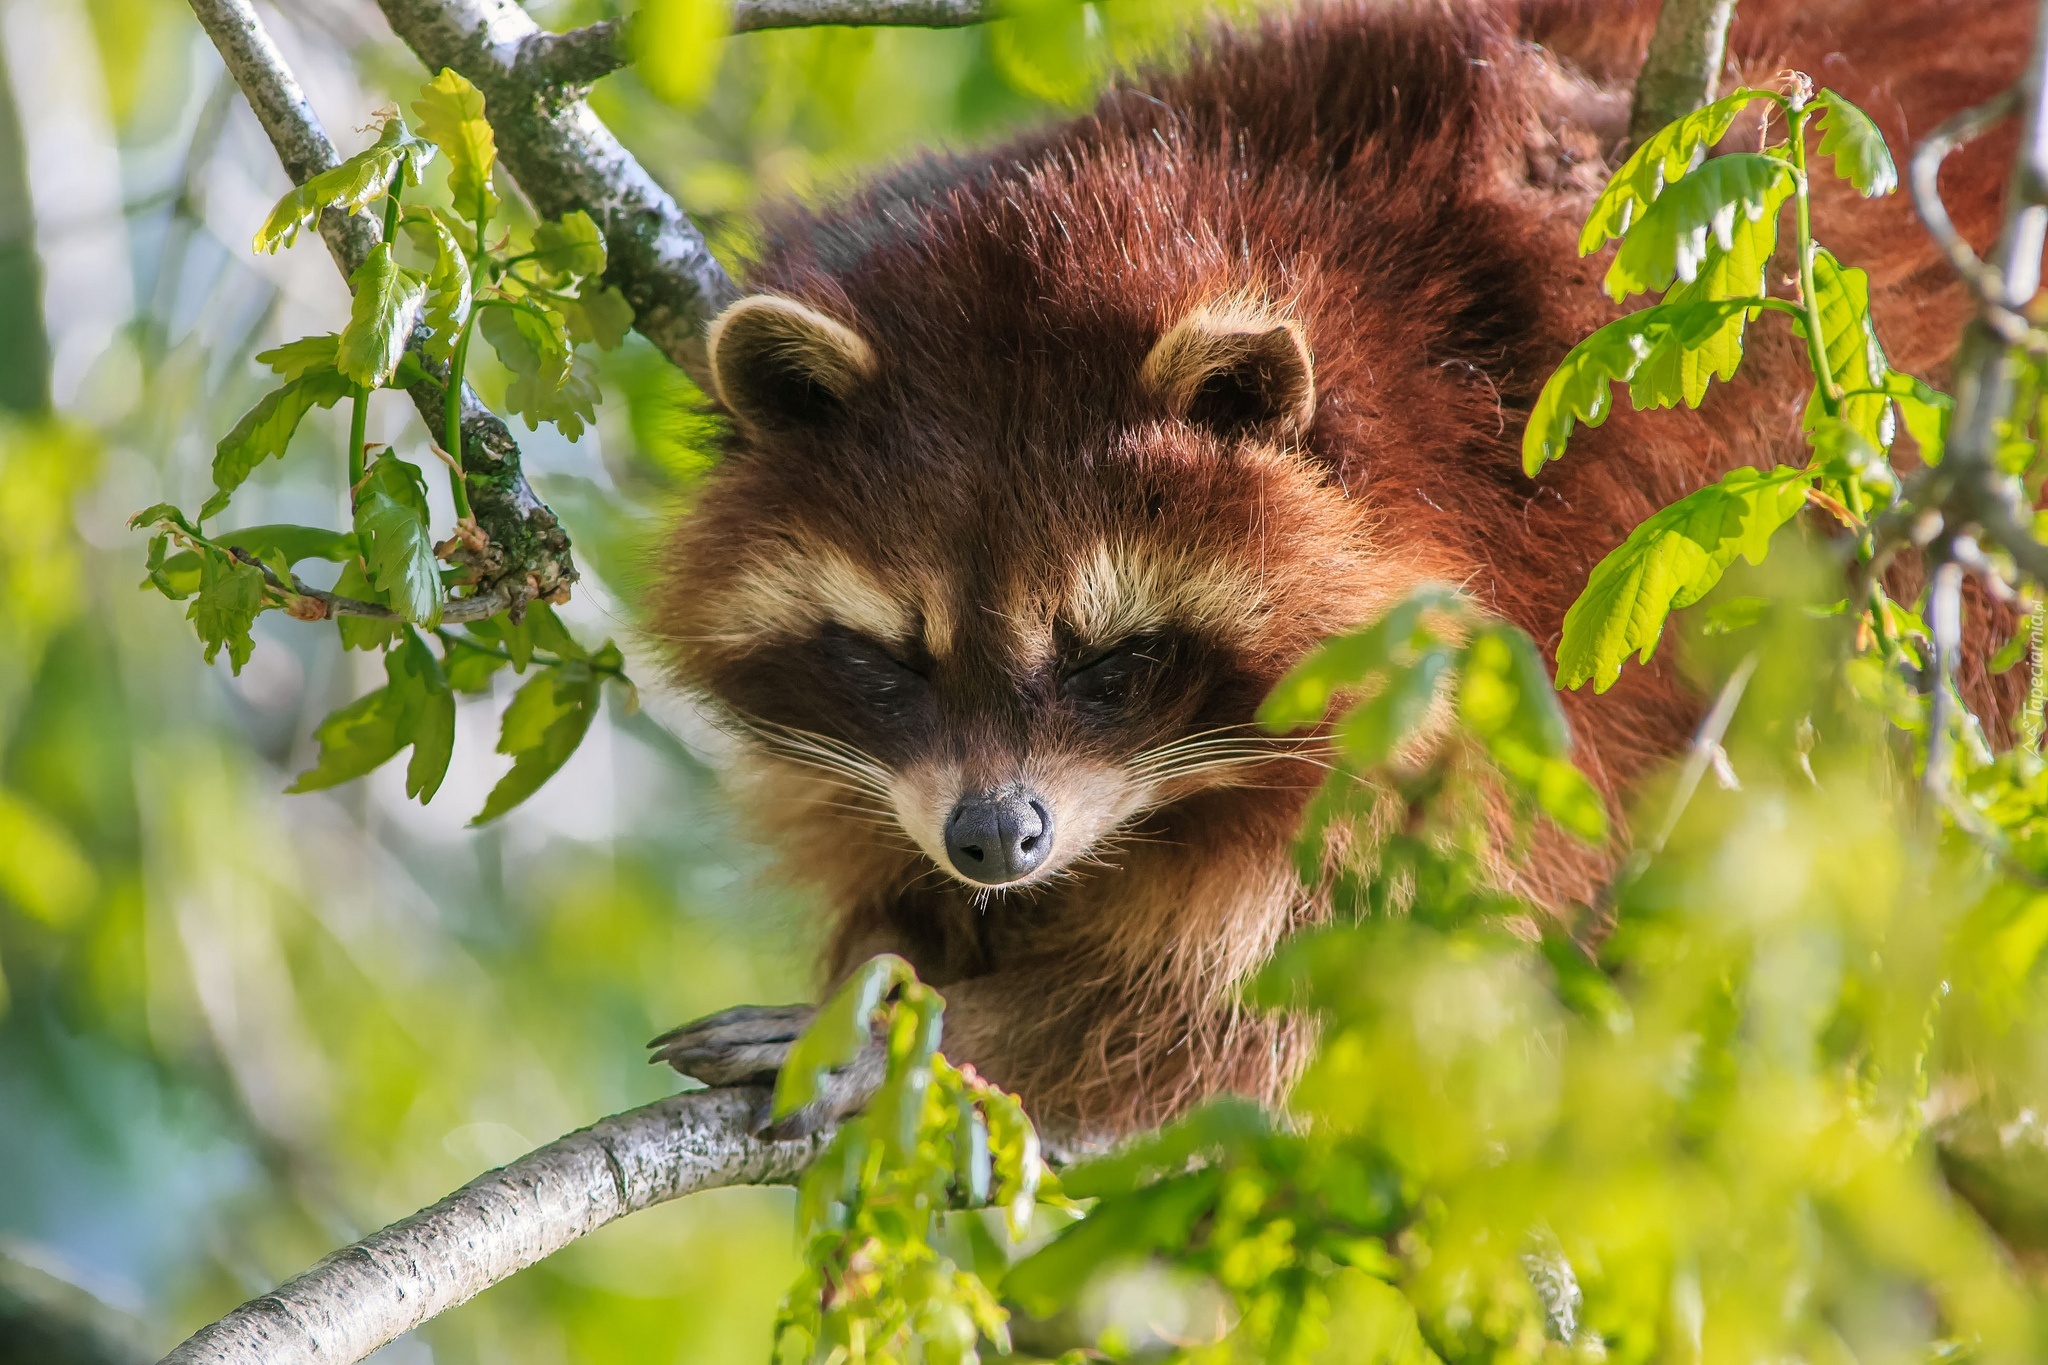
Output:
top-left (652, 0), bottom-right (2029, 1143)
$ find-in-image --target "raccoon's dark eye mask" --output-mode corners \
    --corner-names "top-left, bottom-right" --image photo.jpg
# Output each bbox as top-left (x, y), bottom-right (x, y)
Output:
top-left (1060, 633), bottom-right (1173, 716)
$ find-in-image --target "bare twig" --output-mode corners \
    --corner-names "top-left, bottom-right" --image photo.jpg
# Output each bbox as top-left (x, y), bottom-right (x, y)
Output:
top-left (518, 0), bottom-right (995, 87)
top-left (1926, 542), bottom-right (1965, 797)
top-left (157, 1089), bottom-right (831, 1365)
top-left (185, 0), bottom-right (576, 613)
top-left (1629, 0), bottom-right (1740, 145)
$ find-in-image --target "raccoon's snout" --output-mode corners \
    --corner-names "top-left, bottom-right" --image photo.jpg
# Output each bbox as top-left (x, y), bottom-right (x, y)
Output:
top-left (944, 789), bottom-right (1054, 885)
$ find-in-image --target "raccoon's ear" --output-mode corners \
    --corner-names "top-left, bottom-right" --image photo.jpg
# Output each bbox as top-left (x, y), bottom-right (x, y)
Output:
top-left (708, 295), bottom-right (878, 429)
top-left (1142, 303), bottom-right (1314, 436)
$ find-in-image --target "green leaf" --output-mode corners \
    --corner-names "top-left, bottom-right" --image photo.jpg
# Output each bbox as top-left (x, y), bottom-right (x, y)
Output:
top-left (287, 688), bottom-right (405, 792)
top-left (215, 524), bottom-right (358, 566)
top-left (1604, 154), bottom-right (1794, 301)
top-left (338, 244), bottom-right (427, 389)
top-left (1558, 465), bottom-right (1815, 692)
top-left (332, 557), bottom-right (402, 651)
top-left (1523, 300), bottom-right (1760, 475)
top-left (634, 0), bottom-right (730, 107)
top-left (411, 68), bottom-right (498, 222)
top-left (481, 303), bottom-right (598, 439)
top-left (472, 665), bottom-right (602, 822)
top-left (557, 286), bottom-right (634, 351)
top-left (1005, 1171), bottom-right (1225, 1317)
top-left (202, 369), bottom-right (354, 519)
top-left (1813, 89), bottom-right (1899, 197)
top-left (391, 628), bottom-right (455, 801)
top-left (354, 454), bottom-right (442, 627)
top-left (444, 635), bottom-right (510, 692)
top-left (1458, 626), bottom-right (1572, 759)
top-left (1334, 645), bottom-right (1453, 769)
top-left (1886, 368), bottom-right (1952, 463)
top-left (1628, 171), bottom-right (1795, 410)
top-left (256, 333), bottom-right (341, 380)
top-left (1580, 88), bottom-right (1775, 255)
top-left (254, 119), bottom-right (433, 253)
top-left (1800, 248), bottom-right (1893, 447)
top-left (772, 953), bottom-right (918, 1121)
top-left (188, 548), bottom-right (266, 674)
top-left (403, 216), bottom-right (473, 365)
top-left (528, 211), bottom-right (607, 282)
top-left (1259, 587), bottom-right (1467, 729)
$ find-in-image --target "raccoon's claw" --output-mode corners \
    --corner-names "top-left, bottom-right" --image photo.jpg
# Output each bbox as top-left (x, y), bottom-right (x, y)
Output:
top-left (649, 1003), bottom-right (816, 1087)
top-left (649, 1002), bottom-right (884, 1138)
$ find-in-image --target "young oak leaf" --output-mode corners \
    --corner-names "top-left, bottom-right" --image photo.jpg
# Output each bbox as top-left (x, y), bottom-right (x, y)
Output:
top-left (353, 454), bottom-right (442, 627)
top-left (1627, 171), bottom-right (1795, 411)
top-left (1579, 88), bottom-right (1775, 255)
top-left (411, 68), bottom-right (498, 221)
top-left (774, 953), bottom-right (918, 1121)
top-left (557, 286), bottom-right (634, 351)
top-left (472, 664), bottom-right (602, 823)
top-left (1459, 628), bottom-right (1608, 842)
top-left (257, 333), bottom-right (341, 380)
top-left (1558, 464), bottom-right (1815, 692)
top-left (203, 366), bottom-right (353, 519)
top-left (1813, 89), bottom-right (1899, 197)
top-left (338, 244), bottom-right (428, 388)
top-left (189, 547), bottom-right (267, 674)
top-left (1258, 586), bottom-right (1467, 729)
top-left (1798, 248), bottom-right (1895, 448)
top-left (289, 629), bottom-right (455, 801)
top-left (215, 524), bottom-right (358, 566)
top-left (527, 211), bottom-right (607, 283)
top-left (332, 557), bottom-right (402, 652)
top-left (254, 118), bottom-right (434, 253)
top-left (1605, 154), bottom-right (1795, 301)
top-left (1523, 299), bottom-right (1758, 475)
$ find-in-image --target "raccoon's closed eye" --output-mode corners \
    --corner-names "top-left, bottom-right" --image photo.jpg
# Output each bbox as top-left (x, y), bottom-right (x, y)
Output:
top-left (816, 626), bottom-right (930, 702)
top-left (1061, 639), bottom-right (1165, 710)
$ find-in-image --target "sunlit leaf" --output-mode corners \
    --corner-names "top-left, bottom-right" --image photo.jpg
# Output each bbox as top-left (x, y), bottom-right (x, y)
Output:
top-left (1799, 248), bottom-right (1894, 447)
top-left (1604, 154), bottom-right (1794, 301)
top-left (1334, 644), bottom-right (1453, 769)
top-left (1813, 89), bottom-right (1899, 197)
top-left (254, 118), bottom-right (433, 253)
top-left (1523, 299), bottom-right (1759, 475)
top-left (411, 68), bottom-right (498, 222)
top-left (1580, 88), bottom-right (1774, 254)
top-left (1559, 464), bottom-right (1815, 691)
top-left (773, 953), bottom-right (917, 1121)
top-left (1259, 586), bottom-right (1467, 729)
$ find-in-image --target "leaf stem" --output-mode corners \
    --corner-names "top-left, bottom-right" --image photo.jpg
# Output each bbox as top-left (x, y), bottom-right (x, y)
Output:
top-left (432, 626), bottom-right (625, 677)
top-left (444, 314), bottom-right (477, 522)
top-left (347, 385), bottom-right (370, 492)
top-left (1788, 103), bottom-right (1844, 418)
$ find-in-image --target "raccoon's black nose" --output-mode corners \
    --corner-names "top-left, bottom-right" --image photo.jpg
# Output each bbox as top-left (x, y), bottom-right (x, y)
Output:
top-left (944, 789), bottom-right (1054, 885)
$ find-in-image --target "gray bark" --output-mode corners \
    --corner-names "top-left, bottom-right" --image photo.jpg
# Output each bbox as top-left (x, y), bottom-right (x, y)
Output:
top-left (157, 1089), bottom-right (831, 1365)
top-left (1628, 0), bottom-right (1739, 145)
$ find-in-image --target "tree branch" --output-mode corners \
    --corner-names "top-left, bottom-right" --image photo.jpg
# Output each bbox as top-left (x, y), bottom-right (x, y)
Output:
top-left (157, 1088), bottom-right (831, 1365)
top-left (1629, 0), bottom-right (1739, 145)
top-left (515, 0), bottom-right (996, 88)
top-left (185, 0), bottom-right (575, 614)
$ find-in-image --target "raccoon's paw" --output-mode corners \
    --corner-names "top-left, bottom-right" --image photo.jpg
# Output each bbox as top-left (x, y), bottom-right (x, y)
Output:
top-left (648, 1003), bottom-right (882, 1139)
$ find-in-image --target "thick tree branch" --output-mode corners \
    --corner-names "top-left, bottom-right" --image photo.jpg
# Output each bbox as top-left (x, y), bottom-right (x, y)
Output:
top-left (157, 1089), bottom-right (831, 1365)
top-left (1629, 0), bottom-right (1739, 145)
top-left (516, 0), bottom-right (996, 87)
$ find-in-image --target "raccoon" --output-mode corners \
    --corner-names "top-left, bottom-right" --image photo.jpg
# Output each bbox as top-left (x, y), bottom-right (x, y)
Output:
top-left (647, 0), bottom-right (2027, 1144)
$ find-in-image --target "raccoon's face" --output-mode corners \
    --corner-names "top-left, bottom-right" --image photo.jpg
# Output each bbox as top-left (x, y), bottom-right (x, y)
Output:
top-left (657, 290), bottom-right (1398, 895)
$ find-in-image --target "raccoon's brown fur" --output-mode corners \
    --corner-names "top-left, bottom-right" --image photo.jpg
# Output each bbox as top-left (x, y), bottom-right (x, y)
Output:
top-left (651, 0), bottom-right (2029, 1143)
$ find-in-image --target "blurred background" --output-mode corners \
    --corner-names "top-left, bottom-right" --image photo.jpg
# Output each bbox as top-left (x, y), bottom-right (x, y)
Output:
top-left (0, 0), bottom-right (1225, 1358)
